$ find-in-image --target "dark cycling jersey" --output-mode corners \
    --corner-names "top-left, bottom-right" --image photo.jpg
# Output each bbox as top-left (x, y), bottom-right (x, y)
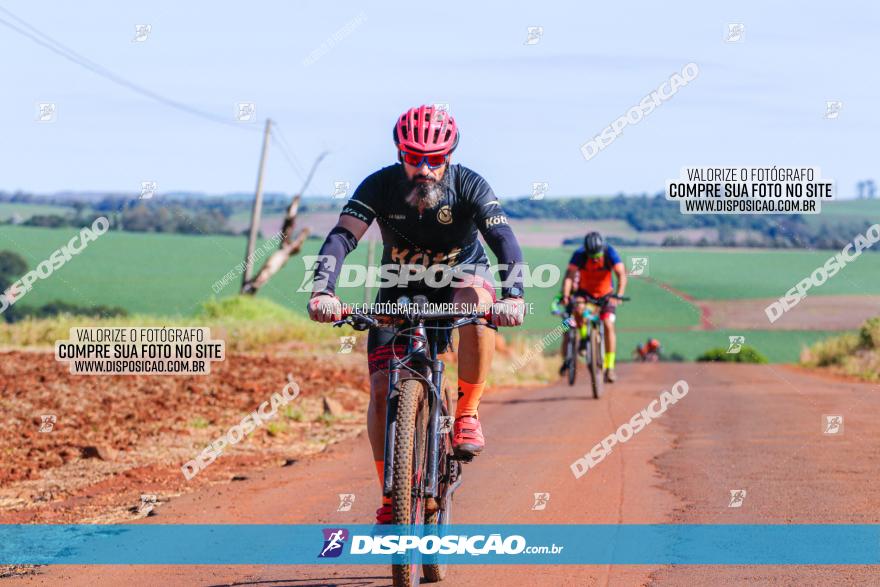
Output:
top-left (342, 163), bottom-right (509, 268)
top-left (315, 163), bottom-right (524, 297)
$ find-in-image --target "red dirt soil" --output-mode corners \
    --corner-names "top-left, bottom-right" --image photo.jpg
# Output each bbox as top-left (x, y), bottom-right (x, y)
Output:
top-left (0, 350), bottom-right (370, 524)
top-left (5, 363), bottom-right (880, 585)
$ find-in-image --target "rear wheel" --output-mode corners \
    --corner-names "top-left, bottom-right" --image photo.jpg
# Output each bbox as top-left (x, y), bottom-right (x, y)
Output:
top-left (567, 329), bottom-right (578, 386)
top-left (589, 324), bottom-right (604, 399)
top-left (391, 379), bottom-right (429, 587)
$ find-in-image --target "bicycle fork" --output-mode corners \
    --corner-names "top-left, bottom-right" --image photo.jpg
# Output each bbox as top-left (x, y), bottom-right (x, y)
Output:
top-left (381, 353), bottom-right (445, 501)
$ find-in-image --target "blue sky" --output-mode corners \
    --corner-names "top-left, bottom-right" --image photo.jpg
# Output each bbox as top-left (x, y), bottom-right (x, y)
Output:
top-left (0, 1), bottom-right (876, 199)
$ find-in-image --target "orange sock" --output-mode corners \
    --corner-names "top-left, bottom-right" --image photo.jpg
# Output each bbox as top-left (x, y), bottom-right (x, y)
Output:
top-left (374, 460), bottom-right (384, 487)
top-left (455, 379), bottom-right (485, 418)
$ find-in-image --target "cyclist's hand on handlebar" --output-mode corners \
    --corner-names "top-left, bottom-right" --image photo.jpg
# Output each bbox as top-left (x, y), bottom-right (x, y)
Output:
top-left (491, 297), bottom-right (525, 327)
top-left (609, 294), bottom-right (624, 307)
top-left (308, 294), bottom-right (342, 323)
top-left (561, 295), bottom-right (570, 307)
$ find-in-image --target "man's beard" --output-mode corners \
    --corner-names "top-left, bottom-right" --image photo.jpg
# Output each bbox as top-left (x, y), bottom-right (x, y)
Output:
top-left (401, 174), bottom-right (446, 210)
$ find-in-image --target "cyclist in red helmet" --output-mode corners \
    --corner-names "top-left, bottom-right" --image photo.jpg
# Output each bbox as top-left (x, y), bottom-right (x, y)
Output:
top-left (635, 337), bottom-right (662, 361)
top-left (307, 105), bottom-right (526, 524)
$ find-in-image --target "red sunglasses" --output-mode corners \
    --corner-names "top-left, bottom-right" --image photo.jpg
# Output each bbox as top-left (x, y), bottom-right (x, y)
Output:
top-left (399, 150), bottom-right (449, 169)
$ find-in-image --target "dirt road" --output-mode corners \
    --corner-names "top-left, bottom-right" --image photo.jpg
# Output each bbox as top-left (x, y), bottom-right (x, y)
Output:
top-left (6, 362), bottom-right (880, 586)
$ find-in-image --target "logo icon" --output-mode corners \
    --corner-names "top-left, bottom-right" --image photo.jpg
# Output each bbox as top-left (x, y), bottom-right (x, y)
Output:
top-left (531, 182), bottom-right (549, 201)
top-left (132, 24), bottom-right (152, 42)
top-left (432, 102), bottom-right (450, 122)
top-left (235, 102), bottom-right (256, 122)
top-left (439, 416), bottom-right (454, 434)
top-left (727, 335), bottom-right (745, 354)
top-left (39, 414), bottom-right (57, 433)
top-left (337, 493), bottom-right (355, 512)
top-left (338, 336), bottom-right (356, 354)
top-left (824, 100), bottom-right (843, 120)
top-left (332, 181), bottom-right (351, 199)
top-left (318, 528), bottom-right (349, 558)
top-left (137, 494), bottom-right (158, 515)
top-left (823, 414), bottom-right (843, 435)
top-left (436, 205), bottom-right (453, 225)
top-left (629, 257), bottom-right (649, 276)
top-left (531, 492), bottom-right (550, 510)
top-left (140, 181), bottom-right (158, 200)
top-left (524, 26), bottom-right (543, 45)
top-left (36, 102), bottom-right (57, 123)
top-left (725, 23), bottom-right (745, 43)
top-left (728, 489), bottom-right (746, 508)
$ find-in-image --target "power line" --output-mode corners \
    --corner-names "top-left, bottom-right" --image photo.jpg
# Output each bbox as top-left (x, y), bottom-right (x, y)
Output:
top-left (1, 6), bottom-right (312, 185)
top-left (270, 124), bottom-right (307, 180)
top-left (0, 6), bottom-right (260, 130)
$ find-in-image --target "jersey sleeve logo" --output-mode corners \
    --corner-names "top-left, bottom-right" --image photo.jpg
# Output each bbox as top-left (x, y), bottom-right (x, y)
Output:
top-left (341, 205), bottom-right (369, 223)
top-left (437, 205), bottom-right (453, 225)
top-left (485, 214), bottom-right (508, 228)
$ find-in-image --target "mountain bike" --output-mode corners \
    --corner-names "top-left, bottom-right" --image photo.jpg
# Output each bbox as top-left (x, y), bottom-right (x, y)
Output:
top-left (334, 296), bottom-right (495, 587)
top-left (633, 347), bottom-right (661, 362)
top-left (553, 293), bottom-right (629, 399)
top-left (550, 296), bottom-right (578, 386)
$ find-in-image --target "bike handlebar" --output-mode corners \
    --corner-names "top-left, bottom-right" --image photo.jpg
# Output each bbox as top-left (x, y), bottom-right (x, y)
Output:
top-left (585, 293), bottom-right (630, 303)
top-left (339, 306), bottom-right (492, 320)
top-left (551, 293), bottom-right (631, 314)
top-left (334, 307), bottom-right (495, 331)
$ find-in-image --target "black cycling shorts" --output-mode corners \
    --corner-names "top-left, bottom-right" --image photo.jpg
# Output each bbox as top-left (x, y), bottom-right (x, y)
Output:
top-left (366, 273), bottom-right (497, 374)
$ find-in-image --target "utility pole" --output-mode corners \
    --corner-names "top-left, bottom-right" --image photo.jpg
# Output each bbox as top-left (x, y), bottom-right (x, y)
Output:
top-left (242, 118), bottom-right (272, 288)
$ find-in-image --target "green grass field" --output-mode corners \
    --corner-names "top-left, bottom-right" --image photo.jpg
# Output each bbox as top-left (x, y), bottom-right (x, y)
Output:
top-left (618, 248), bottom-right (880, 300)
top-left (0, 202), bottom-right (71, 221)
top-left (805, 198), bottom-right (880, 223)
top-left (1, 225), bottom-right (875, 363)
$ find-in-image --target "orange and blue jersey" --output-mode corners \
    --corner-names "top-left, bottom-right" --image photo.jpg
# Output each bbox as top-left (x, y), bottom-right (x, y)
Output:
top-left (567, 245), bottom-right (622, 298)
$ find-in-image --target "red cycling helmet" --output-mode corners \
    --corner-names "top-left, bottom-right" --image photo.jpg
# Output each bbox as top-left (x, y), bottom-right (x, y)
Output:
top-left (393, 105), bottom-right (459, 155)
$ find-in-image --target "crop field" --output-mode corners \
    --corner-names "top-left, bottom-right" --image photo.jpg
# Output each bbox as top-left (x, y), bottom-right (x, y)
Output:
top-left (621, 248), bottom-right (880, 300)
top-left (0, 202), bottom-right (71, 221)
top-left (0, 227), bottom-right (712, 324)
top-left (804, 198), bottom-right (880, 224)
top-left (1, 225), bottom-right (876, 362)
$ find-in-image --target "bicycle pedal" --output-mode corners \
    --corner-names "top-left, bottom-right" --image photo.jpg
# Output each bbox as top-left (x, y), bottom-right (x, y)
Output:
top-left (451, 452), bottom-right (475, 463)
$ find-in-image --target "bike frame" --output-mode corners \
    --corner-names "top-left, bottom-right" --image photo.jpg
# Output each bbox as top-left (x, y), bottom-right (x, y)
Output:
top-left (582, 304), bottom-right (604, 350)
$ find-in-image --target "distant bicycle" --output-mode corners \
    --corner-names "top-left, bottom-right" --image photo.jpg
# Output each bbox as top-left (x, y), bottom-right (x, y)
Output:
top-left (553, 293), bottom-right (630, 399)
top-left (551, 296), bottom-right (579, 386)
top-left (634, 338), bottom-right (662, 362)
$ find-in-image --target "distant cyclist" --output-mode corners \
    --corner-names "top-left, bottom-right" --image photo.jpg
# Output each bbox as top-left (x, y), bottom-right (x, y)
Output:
top-left (635, 337), bottom-right (662, 362)
top-left (559, 231), bottom-right (627, 382)
top-left (307, 105), bottom-right (526, 524)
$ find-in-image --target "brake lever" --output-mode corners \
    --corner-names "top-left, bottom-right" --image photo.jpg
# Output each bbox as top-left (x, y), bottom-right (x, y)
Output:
top-left (335, 314), bottom-right (377, 331)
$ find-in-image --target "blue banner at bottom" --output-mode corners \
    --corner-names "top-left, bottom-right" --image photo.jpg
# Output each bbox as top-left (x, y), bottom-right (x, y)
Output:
top-left (2, 524), bottom-right (879, 565)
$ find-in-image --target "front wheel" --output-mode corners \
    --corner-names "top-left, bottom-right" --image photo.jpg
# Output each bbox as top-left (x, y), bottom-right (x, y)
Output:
top-left (567, 329), bottom-right (578, 386)
top-left (391, 379), bottom-right (429, 587)
top-left (589, 325), bottom-right (604, 399)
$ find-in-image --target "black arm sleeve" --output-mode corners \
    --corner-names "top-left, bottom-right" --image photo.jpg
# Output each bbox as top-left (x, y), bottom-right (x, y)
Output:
top-left (482, 222), bottom-right (526, 298)
top-left (312, 226), bottom-right (358, 295)
top-left (464, 169), bottom-right (526, 298)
